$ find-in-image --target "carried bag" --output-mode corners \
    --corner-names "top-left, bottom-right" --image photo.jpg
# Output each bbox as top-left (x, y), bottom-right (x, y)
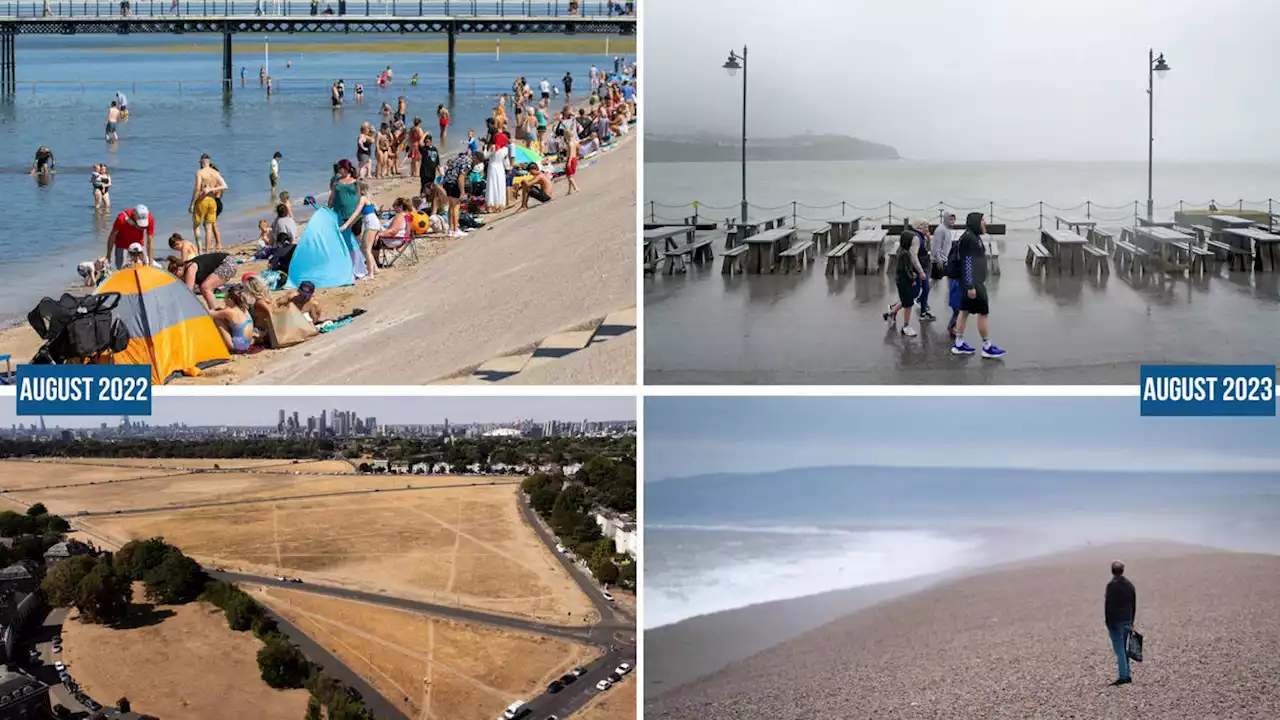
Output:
top-left (1126, 628), bottom-right (1144, 663)
top-left (265, 302), bottom-right (319, 349)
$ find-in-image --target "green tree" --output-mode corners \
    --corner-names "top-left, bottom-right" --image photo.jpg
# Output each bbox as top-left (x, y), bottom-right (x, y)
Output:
top-left (551, 485), bottom-right (587, 537)
top-left (617, 561), bottom-right (636, 590)
top-left (143, 549), bottom-right (206, 605)
top-left (42, 554), bottom-right (98, 608)
top-left (41, 515), bottom-right (71, 534)
top-left (114, 537), bottom-right (173, 580)
top-left (257, 635), bottom-right (312, 689)
top-left (595, 560), bottom-right (620, 586)
top-left (225, 593), bottom-right (262, 632)
top-left (25, 503), bottom-right (47, 517)
top-left (305, 698), bottom-right (324, 720)
top-left (530, 487), bottom-right (559, 514)
top-left (75, 560), bottom-right (131, 624)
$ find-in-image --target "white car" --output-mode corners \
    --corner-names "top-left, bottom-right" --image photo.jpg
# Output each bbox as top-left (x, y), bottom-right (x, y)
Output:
top-left (595, 679), bottom-right (612, 691)
top-left (54, 661), bottom-right (65, 671)
top-left (502, 700), bottom-right (527, 719)
top-left (614, 662), bottom-right (631, 676)
top-left (601, 591), bottom-right (614, 602)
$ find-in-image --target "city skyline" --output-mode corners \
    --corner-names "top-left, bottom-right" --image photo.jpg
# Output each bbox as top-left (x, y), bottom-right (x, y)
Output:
top-left (0, 396), bottom-right (636, 429)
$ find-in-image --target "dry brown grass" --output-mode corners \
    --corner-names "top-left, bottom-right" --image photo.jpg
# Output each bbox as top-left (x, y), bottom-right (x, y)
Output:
top-left (577, 674), bottom-right (637, 720)
top-left (61, 586), bottom-right (309, 720)
top-left (83, 485), bottom-right (595, 622)
top-left (59, 457), bottom-right (312, 470)
top-left (254, 586), bottom-right (598, 720)
top-left (0, 460), bottom-right (177, 491)
top-left (10, 470), bottom-right (484, 516)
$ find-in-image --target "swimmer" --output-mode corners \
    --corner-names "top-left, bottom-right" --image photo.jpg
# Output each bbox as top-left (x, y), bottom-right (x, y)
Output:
top-left (410, 73), bottom-right (419, 86)
top-left (105, 101), bottom-right (121, 142)
top-left (354, 83), bottom-right (364, 104)
top-left (30, 146), bottom-right (55, 174)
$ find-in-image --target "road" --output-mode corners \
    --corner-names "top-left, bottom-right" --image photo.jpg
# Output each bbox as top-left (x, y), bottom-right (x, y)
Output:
top-left (73, 479), bottom-right (520, 517)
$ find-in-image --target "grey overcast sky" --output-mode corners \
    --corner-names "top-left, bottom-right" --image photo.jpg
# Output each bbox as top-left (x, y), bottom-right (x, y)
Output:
top-left (1, 396), bottom-right (635, 428)
top-left (645, 397), bottom-right (1280, 480)
top-left (646, 0), bottom-right (1280, 161)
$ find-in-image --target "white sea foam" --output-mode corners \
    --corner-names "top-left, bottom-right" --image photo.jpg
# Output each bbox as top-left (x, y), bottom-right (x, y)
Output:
top-left (645, 527), bottom-right (982, 629)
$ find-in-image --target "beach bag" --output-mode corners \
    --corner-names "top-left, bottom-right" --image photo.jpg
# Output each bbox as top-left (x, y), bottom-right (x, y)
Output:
top-left (945, 238), bottom-right (962, 278)
top-left (265, 302), bottom-right (319, 349)
top-left (1126, 629), bottom-right (1144, 662)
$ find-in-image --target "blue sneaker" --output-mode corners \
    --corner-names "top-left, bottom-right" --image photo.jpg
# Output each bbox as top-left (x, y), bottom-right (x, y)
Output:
top-left (951, 342), bottom-right (976, 355)
top-left (982, 344), bottom-right (1007, 359)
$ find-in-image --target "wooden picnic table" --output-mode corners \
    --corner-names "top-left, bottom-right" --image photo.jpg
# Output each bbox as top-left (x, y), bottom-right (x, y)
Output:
top-left (1055, 216), bottom-right (1096, 236)
top-left (847, 228), bottom-right (886, 275)
top-left (1135, 225), bottom-right (1194, 271)
top-left (823, 215), bottom-right (862, 244)
top-left (1040, 228), bottom-right (1089, 275)
top-left (1224, 227), bottom-right (1280, 272)
top-left (729, 216), bottom-right (789, 241)
top-left (642, 238), bottom-right (660, 273)
top-left (1207, 214), bottom-right (1255, 230)
top-left (742, 226), bottom-right (796, 274)
top-left (643, 225), bottom-right (697, 250)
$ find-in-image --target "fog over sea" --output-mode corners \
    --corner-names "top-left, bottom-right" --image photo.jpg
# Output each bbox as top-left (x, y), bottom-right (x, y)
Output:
top-left (644, 466), bottom-right (1280, 629)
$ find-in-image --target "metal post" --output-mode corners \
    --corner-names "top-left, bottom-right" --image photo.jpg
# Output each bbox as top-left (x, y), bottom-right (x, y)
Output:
top-left (1152, 48), bottom-right (1162, 221)
top-left (738, 45), bottom-right (748, 225)
top-left (1086, 200), bottom-right (1091, 220)
top-left (447, 23), bottom-right (456, 99)
top-left (989, 201), bottom-right (993, 223)
top-left (792, 201), bottom-right (796, 228)
top-left (1238, 199), bottom-right (1243, 212)
top-left (649, 200), bottom-right (654, 223)
top-left (1038, 201), bottom-right (1043, 229)
top-left (841, 201), bottom-right (846, 216)
top-left (888, 201), bottom-right (893, 225)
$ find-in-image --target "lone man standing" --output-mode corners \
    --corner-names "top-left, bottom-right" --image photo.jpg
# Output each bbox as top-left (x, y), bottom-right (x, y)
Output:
top-left (190, 154), bottom-right (228, 252)
top-left (1104, 560), bottom-right (1137, 686)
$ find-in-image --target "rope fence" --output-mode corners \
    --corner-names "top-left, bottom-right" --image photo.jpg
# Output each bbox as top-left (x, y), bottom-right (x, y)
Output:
top-left (647, 198), bottom-right (1280, 231)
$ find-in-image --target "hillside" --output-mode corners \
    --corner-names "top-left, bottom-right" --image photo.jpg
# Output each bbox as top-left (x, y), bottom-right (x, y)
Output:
top-left (646, 133), bottom-right (899, 162)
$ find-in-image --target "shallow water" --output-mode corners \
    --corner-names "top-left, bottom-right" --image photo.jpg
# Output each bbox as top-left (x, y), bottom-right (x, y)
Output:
top-left (0, 33), bottom-right (622, 322)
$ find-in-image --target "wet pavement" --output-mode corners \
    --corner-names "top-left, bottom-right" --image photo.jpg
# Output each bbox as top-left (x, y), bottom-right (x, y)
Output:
top-left (645, 230), bottom-right (1280, 384)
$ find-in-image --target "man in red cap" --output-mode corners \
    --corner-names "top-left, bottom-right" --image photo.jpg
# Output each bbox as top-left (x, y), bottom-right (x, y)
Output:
top-left (106, 204), bottom-right (154, 269)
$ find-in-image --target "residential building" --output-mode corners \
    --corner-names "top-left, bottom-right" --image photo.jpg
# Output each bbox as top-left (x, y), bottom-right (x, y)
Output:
top-left (42, 540), bottom-right (93, 566)
top-left (0, 666), bottom-right (50, 718)
top-left (594, 511), bottom-right (638, 557)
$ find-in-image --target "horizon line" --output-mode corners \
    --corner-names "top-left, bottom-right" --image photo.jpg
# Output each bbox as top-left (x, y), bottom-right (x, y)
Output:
top-left (648, 462), bottom-right (1278, 483)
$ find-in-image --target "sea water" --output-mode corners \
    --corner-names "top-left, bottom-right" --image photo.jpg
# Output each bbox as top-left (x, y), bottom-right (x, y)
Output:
top-left (0, 34), bottom-right (616, 322)
top-left (643, 467), bottom-right (1280, 629)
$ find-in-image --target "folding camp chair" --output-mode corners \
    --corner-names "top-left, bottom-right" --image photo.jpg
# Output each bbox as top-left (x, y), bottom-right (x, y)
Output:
top-left (377, 235), bottom-right (419, 268)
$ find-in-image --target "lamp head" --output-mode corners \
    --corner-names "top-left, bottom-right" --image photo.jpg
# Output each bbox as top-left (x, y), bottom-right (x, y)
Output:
top-left (1153, 53), bottom-right (1170, 78)
top-left (723, 51), bottom-right (741, 77)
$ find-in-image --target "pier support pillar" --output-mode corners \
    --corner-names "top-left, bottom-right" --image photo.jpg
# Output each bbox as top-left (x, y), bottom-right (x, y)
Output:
top-left (222, 31), bottom-right (233, 94)
top-left (1, 29), bottom-right (15, 96)
top-left (447, 23), bottom-right (456, 100)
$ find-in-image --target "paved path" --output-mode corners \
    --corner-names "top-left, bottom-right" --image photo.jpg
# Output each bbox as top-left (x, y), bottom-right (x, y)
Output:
top-left (248, 139), bottom-right (636, 385)
top-left (74, 479), bottom-right (520, 517)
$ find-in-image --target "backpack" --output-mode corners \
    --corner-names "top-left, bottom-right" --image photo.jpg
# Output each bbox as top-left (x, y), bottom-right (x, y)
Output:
top-left (946, 237), bottom-right (963, 278)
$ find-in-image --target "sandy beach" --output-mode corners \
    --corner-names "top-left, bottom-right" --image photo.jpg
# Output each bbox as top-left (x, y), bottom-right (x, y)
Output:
top-left (647, 542), bottom-right (1280, 720)
top-left (0, 133), bottom-right (635, 385)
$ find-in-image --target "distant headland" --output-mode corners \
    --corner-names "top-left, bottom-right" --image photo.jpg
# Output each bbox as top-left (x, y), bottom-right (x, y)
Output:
top-left (646, 132), bottom-right (900, 162)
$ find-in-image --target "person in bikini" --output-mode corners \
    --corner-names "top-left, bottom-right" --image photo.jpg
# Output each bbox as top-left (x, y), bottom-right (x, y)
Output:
top-left (31, 147), bottom-right (55, 175)
top-left (437, 104), bottom-right (450, 147)
top-left (208, 286), bottom-right (255, 354)
top-left (565, 132), bottom-right (581, 195)
top-left (190, 154), bottom-right (228, 252)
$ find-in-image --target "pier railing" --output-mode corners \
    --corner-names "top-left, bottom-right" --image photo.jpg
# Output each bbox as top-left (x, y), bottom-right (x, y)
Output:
top-left (0, 0), bottom-right (636, 18)
top-left (648, 199), bottom-right (1280, 230)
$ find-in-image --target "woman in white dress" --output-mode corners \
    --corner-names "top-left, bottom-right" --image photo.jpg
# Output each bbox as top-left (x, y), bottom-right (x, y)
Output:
top-left (485, 142), bottom-right (509, 212)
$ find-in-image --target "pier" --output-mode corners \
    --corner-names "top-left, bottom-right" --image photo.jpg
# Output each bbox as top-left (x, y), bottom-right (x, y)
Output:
top-left (0, 2), bottom-right (635, 95)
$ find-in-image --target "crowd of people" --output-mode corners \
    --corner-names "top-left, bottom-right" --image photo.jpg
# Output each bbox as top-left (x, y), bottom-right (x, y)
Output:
top-left (882, 212), bottom-right (1005, 358)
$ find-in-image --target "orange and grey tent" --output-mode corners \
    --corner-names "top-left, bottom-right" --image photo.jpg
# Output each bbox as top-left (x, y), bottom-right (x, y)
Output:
top-left (97, 265), bottom-right (230, 383)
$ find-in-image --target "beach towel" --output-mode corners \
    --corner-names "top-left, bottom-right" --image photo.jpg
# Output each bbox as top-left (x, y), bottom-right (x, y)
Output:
top-left (1126, 629), bottom-right (1144, 662)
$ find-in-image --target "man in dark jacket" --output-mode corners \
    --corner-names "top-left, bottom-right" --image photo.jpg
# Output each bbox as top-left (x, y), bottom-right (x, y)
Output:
top-left (950, 212), bottom-right (1005, 358)
top-left (1105, 560), bottom-right (1137, 685)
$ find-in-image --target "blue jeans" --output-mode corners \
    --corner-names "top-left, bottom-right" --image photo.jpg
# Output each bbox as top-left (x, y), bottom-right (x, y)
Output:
top-left (915, 276), bottom-right (931, 313)
top-left (1108, 621), bottom-right (1133, 680)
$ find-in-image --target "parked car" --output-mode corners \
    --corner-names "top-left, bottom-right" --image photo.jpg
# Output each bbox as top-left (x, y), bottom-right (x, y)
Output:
top-left (275, 575), bottom-right (287, 581)
top-left (608, 672), bottom-right (621, 683)
top-left (545, 716), bottom-right (559, 720)
top-left (601, 591), bottom-right (614, 602)
top-left (546, 680), bottom-right (563, 694)
top-left (289, 577), bottom-right (303, 583)
top-left (503, 700), bottom-right (530, 719)
top-left (558, 673), bottom-right (576, 685)
top-left (595, 679), bottom-right (612, 691)
top-left (615, 662), bottom-right (632, 676)
top-left (53, 661), bottom-right (65, 672)
top-left (52, 645), bottom-right (61, 653)
top-left (571, 666), bottom-right (587, 677)
top-left (86, 700), bottom-right (102, 711)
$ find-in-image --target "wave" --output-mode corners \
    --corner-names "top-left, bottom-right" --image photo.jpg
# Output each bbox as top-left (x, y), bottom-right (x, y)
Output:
top-left (645, 528), bottom-right (982, 629)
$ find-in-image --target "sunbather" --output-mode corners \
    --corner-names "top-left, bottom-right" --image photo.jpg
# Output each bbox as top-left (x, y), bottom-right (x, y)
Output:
top-left (282, 280), bottom-right (324, 322)
top-left (518, 164), bottom-right (554, 210)
top-left (209, 286), bottom-right (255, 354)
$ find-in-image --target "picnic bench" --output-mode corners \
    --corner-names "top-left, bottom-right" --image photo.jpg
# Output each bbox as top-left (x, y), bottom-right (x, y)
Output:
top-left (1134, 226), bottom-right (1194, 273)
top-left (644, 225), bottom-right (696, 250)
top-left (729, 216), bottom-right (789, 242)
top-left (825, 242), bottom-right (854, 277)
top-left (811, 225), bottom-right (833, 253)
top-left (721, 244), bottom-right (750, 276)
top-left (1114, 239), bottom-right (1151, 275)
top-left (742, 225), bottom-right (796, 274)
top-left (1087, 228), bottom-right (1115, 254)
top-left (1188, 245), bottom-right (1214, 277)
top-left (1025, 242), bottom-right (1051, 276)
top-left (1081, 243), bottom-right (1110, 276)
top-left (1224, 227), bottom-right (1280, 272)
top-left (848, 228), bottom-right (887, 275)
top-left (1041, 228), bottom-right (1089, 275)
top-left (823, 215), bottom-right (862, 245)
top-left (778, 239), bottom-right (817, 273)
top-left (1055, 215), bottom-right (1097, 236)
top-left (642, 238), bottom-right (659, 274)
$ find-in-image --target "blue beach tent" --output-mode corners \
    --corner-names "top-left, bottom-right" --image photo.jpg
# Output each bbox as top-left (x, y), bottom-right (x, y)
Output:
top-left (284, 207), bottom-right (357, 289)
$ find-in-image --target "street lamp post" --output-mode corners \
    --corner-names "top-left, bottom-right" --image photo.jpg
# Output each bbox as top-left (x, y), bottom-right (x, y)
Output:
top-left (1147, 49), bottom-right (1170, 222)
top-left (723, 46), bottom-right (748, 224)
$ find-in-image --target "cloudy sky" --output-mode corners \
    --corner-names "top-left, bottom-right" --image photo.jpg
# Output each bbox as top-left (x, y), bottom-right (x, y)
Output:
top-left (2, 396), bottom-right (636, 428)
top-left (645, 397), bottom-right (1280, 480)
top-left (645, 0), bottom-right (1280, 161)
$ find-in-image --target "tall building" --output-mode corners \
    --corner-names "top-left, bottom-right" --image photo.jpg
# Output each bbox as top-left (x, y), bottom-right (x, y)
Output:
top-left (319, 410), bottom-right (327, 433)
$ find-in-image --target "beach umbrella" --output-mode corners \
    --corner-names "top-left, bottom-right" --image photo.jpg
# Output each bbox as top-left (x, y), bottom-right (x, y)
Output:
top-left (511, 145), bottom-right (544, 165)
